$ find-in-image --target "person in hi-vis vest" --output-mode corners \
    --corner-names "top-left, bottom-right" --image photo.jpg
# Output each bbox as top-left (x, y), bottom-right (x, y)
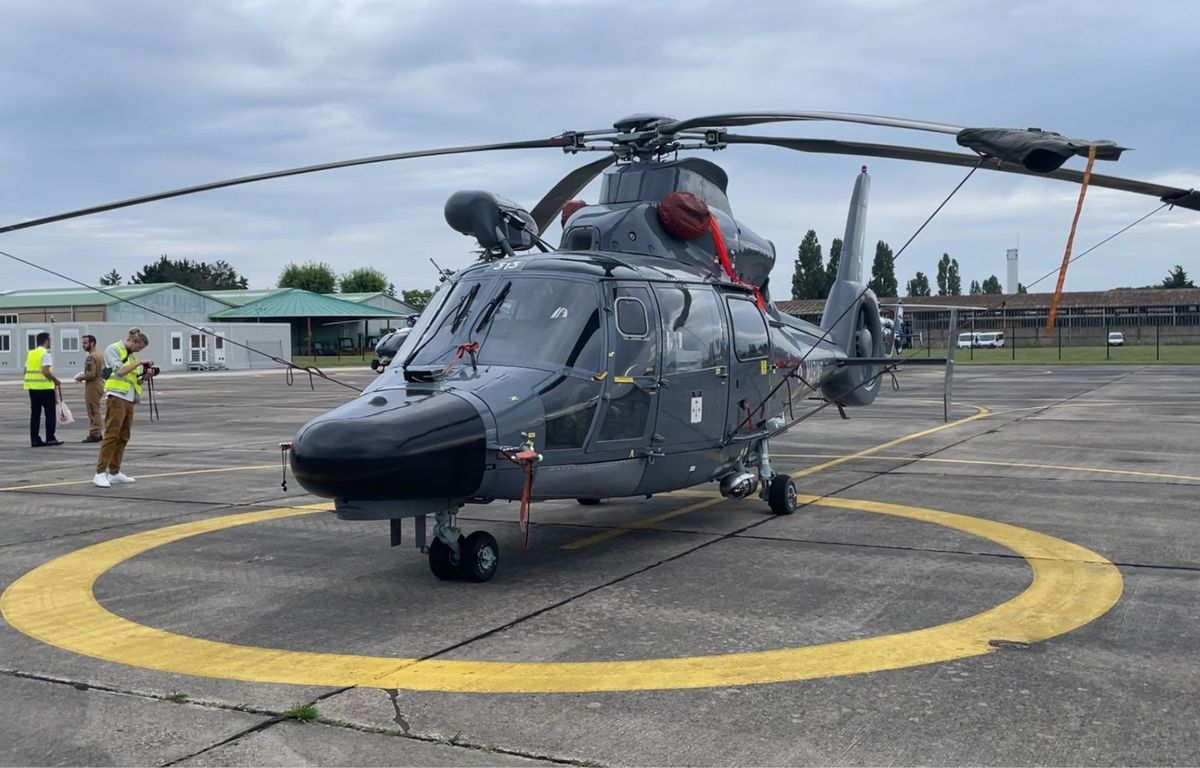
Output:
top-left (24, 331), bottom-right (63, 447)
top-left (93, 328), bottom-right (153, 488)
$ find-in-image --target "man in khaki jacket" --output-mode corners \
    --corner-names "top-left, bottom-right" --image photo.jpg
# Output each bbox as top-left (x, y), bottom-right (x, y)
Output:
top-left (73, 334), bottom-right (104, 443)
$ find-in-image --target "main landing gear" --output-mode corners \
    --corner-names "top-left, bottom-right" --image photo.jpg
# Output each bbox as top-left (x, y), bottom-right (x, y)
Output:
top-left (429, 508), bottom-right (499, 582)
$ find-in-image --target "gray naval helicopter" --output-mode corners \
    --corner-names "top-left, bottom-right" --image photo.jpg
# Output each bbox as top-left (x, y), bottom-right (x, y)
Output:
top-left (282, 112), bottom-right (1200, 582)
top-left (7, 110), bottom-right (1193, 582)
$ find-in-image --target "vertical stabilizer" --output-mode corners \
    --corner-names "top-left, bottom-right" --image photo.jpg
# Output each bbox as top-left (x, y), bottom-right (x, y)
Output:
top-left (821, 167), bottom-right (872, 352)
top-left (819, 167), bottom-right (886, 407)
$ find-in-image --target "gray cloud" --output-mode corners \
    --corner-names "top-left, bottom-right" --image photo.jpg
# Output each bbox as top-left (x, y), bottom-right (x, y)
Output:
top-left (1, 0), bottom-right (1196, 295)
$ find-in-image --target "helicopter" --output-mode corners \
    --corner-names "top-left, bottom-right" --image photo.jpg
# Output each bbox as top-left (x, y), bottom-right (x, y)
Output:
top-left (4, 111), bottom-right (1197, 583)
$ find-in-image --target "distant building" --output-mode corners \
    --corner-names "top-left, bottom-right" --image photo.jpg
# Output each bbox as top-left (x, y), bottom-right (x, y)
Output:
top-left (0, 282), bottom-right (410, 374)
top-left (778, 288), bottom-right (1200, 347)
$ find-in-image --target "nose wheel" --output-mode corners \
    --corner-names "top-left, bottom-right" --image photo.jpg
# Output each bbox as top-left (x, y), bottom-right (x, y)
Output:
top-left (428, 531), bottom-right (500, 582)
top-left (768, 473), bottom-right (798, 515)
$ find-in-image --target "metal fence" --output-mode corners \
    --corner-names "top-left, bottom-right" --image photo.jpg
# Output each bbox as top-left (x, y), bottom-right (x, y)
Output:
top-left (893, 309), bottom-right (1200, 363)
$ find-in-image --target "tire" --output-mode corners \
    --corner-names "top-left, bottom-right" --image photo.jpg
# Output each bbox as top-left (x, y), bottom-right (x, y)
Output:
top-left (461, 531), bottom-right (500, 583)
top-left (768, 474), bottom-right (798, 516)
top-left (576, 498), bottom-right (602, 506)
top-left (428, 535), bottom-right (465, 581)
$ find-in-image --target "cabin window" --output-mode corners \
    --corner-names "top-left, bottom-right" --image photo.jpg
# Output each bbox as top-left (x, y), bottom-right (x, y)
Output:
top-left (655, 285), bottom-right (726, 373)
top-left (0, 331), bottom-right (10, 352)
top-left (615, 297), bottom-right (649, 338)
top-left (539, 375), bottom-right (600, 450)
top-left (727, 297), bottom-right (769, 360)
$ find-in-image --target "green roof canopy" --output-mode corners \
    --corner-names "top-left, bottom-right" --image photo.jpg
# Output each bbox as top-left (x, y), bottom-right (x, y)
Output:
top-left (210, 289), bottom-right (409, 319)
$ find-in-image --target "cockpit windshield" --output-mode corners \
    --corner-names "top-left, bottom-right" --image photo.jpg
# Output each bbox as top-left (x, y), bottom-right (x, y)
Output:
top-left (476, 278), bottom-right (602, 371)
top-left (405, 275), bottom-right (602, 372)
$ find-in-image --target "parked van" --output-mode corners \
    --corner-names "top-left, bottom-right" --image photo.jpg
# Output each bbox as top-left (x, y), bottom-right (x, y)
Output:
top-left (956, 332), bottom-right (976, 349)
top-left (975, 331), bottom-right (1006, 348)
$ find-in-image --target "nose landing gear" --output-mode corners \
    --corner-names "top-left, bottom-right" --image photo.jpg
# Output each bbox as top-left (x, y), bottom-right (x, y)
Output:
top-left (429, 507), bottom-right (500, 582)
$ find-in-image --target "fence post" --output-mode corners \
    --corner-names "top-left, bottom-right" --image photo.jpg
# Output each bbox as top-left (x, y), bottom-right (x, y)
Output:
top-left (1058, 321), bottom-right (1062, 360)
top-left (1157, 321), bottom-right (1161, 360)
top-left (1106, 320), bottom-right (1110, 361)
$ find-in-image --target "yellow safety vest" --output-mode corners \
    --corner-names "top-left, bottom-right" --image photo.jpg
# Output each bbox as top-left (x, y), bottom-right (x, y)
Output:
top-left (103, 342), bottom-right (142, 399)
top-left (23, 347), bottom-right (55, 390)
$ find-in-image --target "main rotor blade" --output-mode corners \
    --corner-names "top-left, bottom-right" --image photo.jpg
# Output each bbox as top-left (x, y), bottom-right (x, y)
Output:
top-left (530, 155), bottom-right (616, 233)
top-left (723, 134), bottom-right (1200, 211)
top-left (0, 136), bottom-right (573, 235)
top-left (668, 111), bottom-right (963, 136)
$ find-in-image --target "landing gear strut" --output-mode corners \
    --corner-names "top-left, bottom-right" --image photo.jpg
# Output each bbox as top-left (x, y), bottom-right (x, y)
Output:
top-left (428, 507), bottom-right (500, 582)
top-left (753, 429), bottom-right (799, 515)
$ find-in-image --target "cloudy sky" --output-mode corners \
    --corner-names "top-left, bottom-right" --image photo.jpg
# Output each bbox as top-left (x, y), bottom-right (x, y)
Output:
top-left (1, 0), bottom-right (1197, 297)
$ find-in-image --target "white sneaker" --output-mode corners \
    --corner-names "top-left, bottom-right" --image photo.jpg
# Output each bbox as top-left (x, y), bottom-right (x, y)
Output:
top-left (107, 472), bottom-right (136, 484)
top-left (93, 473), bottom-right (111, 488)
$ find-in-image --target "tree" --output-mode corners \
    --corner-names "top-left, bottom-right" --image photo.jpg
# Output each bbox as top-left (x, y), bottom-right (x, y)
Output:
top-left (824, 238), bottom-right (842, 297)
top-left (132, 254), bottom-right (248, 290)
top-left (1018, 282), bottom-right (1028, 294)
top-left (981, 275), bottom-right (1004, 294)
top-left (1159, 265), bottom-right (1196, 288)
top-left (791, 230), bottom-right (825, 300)
top-left (401, 288), bottom-right (435, 312)
top-left (947, 258), bottom-right (962, 295)
top-left (936, 253), bottom-right (950, 296)
top-left (386, 282), bottom-right (396, 298)
top-left (99, 270), bottom-right (122, 286)
top-left (278, 261), bottom-right (336, 294)
top-left (869, 240), bottom-right (897, 297)
top-left (906, 271), bottom-right (932, 297)
top-left (969, 280), bottom-right (983, 296)
top-left (338, 267), bottom-right (389, 294)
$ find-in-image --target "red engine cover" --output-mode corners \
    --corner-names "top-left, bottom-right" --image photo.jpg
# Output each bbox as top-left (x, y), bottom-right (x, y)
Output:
top-left (657, 191), bottom-right (711, 240)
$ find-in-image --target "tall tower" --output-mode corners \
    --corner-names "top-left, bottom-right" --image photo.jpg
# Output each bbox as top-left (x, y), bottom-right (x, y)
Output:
top-left (1006, 248), bottom-right (1019, 293)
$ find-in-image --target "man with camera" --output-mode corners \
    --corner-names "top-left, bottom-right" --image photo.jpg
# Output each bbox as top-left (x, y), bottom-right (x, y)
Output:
top-left (93, 328), bottom-right (156, 488)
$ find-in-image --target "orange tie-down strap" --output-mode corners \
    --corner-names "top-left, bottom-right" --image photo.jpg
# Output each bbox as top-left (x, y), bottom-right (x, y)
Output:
top-left (499, 448), bottom-right (540, 548)
top-left (1044, 143), bottom-right (1098, 337)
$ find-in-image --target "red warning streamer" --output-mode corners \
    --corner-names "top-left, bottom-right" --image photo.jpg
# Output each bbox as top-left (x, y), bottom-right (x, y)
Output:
top-left (710, 213), bottom-right (766, 310)
top-left (499, 447), bottom-right (539, 549)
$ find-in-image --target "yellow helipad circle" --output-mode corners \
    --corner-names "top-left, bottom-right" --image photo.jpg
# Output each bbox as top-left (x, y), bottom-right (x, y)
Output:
top-left (1, 497), bottom-right (1122, 693)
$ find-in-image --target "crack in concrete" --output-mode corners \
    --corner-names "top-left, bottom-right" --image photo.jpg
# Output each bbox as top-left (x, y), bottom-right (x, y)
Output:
top-left (384, 688), bottom-right (411, 733)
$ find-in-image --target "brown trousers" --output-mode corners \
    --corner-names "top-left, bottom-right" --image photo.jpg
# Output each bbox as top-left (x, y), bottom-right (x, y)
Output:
top-left (85, 385), bottom-right (103, 438)
top-left (96, 396), bottom-right (135, 475)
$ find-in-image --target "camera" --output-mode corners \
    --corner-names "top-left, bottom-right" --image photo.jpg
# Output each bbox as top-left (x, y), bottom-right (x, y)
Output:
top-left (141, 362), bottom-right (161, 377)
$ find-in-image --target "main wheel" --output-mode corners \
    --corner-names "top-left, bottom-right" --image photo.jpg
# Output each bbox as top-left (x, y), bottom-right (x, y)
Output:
top-left (460, 531), bottom-right (500, 583)
top-left (428, 535), bottom-right (465, 580)
top-left (576, 498), bottom-right (602, 506)
top-left (768, 474), bottom-right (798, 515)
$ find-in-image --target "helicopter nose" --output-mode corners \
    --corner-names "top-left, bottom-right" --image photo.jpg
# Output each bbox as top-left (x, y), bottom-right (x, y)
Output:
top-left (290, 390), bottom-right (487, 500)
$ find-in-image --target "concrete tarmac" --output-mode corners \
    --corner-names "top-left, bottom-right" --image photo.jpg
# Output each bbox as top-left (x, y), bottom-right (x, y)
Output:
top-left (0, 364), bottom-right (1197, 766)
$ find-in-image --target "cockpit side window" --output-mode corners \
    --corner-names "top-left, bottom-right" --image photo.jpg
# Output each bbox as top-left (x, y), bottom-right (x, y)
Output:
top-left (655, 285), bottom-right (726, 373)
top-left (727, 296), bottom-right (769, 360)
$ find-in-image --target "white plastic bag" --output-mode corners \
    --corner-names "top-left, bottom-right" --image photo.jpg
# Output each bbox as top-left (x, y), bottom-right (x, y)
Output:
top-left (55, 389), bottom-right (75, 425)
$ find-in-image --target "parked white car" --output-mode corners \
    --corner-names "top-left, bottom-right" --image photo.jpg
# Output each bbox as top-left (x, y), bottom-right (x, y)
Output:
top-left (975, 331), bottom-right (1006, 348)
top-left (1107, 332), bottom-right (1125, 346)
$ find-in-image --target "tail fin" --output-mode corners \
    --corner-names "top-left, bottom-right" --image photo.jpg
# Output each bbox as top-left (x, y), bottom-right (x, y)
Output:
top-left (820, 167), bottom-right (886, 407)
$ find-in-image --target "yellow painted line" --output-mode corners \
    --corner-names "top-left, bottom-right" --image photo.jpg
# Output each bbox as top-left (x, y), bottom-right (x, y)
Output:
top-left (0, 464), bottom-right (279, 493)
top-left (791, 405), bottom-right (990, 478)
top-left (561, 405), bottom-right (991, 550)
top-left (772, 453), bottom-right (1200, 484)
top-left (0, 496), bottom-right (1121, 693)
top-left (560, 496), bottom-right (726, 550)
